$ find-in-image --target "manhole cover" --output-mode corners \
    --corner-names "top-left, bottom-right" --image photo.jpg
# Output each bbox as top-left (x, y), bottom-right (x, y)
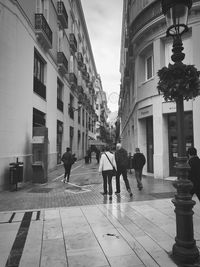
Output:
top-left (150, 192), bottom-right (175, 199)
top-left (28, 188), bottom-right (52, 193)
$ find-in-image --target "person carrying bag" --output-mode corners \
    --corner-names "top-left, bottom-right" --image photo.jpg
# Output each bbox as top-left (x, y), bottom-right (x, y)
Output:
top-left (98, 146), bottom-right (117, 200)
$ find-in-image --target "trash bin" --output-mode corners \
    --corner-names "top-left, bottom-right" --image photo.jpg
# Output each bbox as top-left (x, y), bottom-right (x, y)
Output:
top-left (9, 163), bottom-right (18, 185)
top-left (9, 158), bottom-right (23, 190)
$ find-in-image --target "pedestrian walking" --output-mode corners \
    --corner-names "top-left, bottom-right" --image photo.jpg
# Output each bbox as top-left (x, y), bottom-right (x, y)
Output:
top-left (187, 147), bottom-right (200, 201)
top-left (86, 148), bottom-right (92, 163)
top-left (132, 148), bottom-right (146, 190)
top-left (115, 143), bottom-right (133, 197)
top-left (61, 147), bottom-right (76, 183)
top-left (96, 148), bottom-right (100, 164)
top-left (128, 152), bottom-right (133, 174)
top-left (98, 146), bottom-right (117, 200)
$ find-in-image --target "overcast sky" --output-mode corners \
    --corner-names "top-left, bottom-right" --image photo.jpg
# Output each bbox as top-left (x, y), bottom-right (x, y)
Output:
top-left (81, 0), bottom-right (123, 112)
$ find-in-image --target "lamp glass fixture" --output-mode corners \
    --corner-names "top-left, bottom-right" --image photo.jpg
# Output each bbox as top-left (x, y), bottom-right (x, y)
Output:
top-left (166, 4), bottom-right (189, 36)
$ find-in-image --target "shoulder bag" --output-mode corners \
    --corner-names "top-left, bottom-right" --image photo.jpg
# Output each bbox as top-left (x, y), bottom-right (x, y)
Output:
top-left (104, 153), bottom-right (117, 176)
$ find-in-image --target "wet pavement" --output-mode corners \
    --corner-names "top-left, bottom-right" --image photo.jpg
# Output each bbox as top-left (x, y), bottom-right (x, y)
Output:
top-left (0, 159), bottom-right (176, 211)
top-left (0, 158), bottom-right (200, 267)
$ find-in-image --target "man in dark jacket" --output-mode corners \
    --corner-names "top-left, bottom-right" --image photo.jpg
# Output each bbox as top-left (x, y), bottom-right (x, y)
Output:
top-left (61, 147), bottom-right (75, 183)
top-left (187, 147), bottom-right (200, 201)
top-left (133, 148), bottom-right (146, 190)
top-left (115, 143), bottom-right (133, 197)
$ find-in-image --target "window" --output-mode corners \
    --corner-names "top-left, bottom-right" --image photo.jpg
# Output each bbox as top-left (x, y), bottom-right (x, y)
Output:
top-left (33, 50), bottom-right (46, 99)
top-left (68, 94), bottom-right (74, 119)
top-left (34, 51), bottom-right (45, 83)
top-left (33, 108), bottom-right (46, 127)
top-left (146, 55), bottom-right (153, 80)
top-left (57, 79), bottom-right (63, 112)
top-left (82, 109), bottom-right (85, 126)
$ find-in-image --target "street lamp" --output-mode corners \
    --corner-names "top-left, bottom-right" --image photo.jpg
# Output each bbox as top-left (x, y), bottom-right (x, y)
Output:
top-left (161, 0), bottom-right (199, 264)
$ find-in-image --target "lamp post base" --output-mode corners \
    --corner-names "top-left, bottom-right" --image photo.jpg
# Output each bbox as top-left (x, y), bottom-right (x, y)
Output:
top-left (172, 157), bottom-right (199, 264)
top-left (172, 243), bottom-right (199, 265)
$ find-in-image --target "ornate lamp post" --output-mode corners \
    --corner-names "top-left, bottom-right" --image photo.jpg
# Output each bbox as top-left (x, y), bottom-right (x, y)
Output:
top-left (160, 0), bottom-right (200, 264)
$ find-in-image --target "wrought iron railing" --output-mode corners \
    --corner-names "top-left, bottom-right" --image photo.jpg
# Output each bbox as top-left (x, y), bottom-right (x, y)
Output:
top-left (129, 0), bottom-right (162, 38)
top-left (57, 1), bottom-right (68, 28)
top-left (35, 13), bottom-right (52, 45)
top-left (57, 52), bottom-right (68, 73)
top-left (69, 33), bottom-right (77, 52)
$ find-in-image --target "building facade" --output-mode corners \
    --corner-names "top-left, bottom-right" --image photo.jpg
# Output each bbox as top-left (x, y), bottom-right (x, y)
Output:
top-left (119, 0), bottom-right (200, 178)
top-left (0, 0), bottom-right (100, 189)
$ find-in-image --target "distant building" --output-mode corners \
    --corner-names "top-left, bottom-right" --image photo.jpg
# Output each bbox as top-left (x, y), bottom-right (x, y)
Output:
top-left (119, 0), bottom-right (200, 178)
top-left (0, 0), bottom-right (100, 189)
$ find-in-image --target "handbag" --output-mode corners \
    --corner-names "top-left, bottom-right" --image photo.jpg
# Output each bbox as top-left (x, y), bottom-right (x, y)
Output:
top-left (104, 153), bottom-right (117, 176)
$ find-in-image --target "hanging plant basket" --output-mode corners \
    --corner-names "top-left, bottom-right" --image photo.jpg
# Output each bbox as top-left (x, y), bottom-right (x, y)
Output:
top-left (157, 63), bottom-right (200, 101)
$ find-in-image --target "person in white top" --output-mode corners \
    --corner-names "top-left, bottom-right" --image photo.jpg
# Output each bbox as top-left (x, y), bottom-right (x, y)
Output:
top-left (98, 146), bottom-right (117, 200)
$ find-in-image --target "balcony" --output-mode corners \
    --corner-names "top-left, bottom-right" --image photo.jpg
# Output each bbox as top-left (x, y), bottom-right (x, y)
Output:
top-left (69, 73), bottom-right (77, 88)
top-left (69, 33), bottom-right (77, 53)
top-left (77, 85), bottom-right (84, 95)
top-left (82, 63), bottom-right (87, 75)
top-left (33, 76), bottom-right (46, 99)
top-left (57, 1), bottom-right (68, 29)
top-left (57, 98), bottom-right (63, 112)
top-left (129, 1), bottom-right (162, 39)
top-left (77, 52), bottom-right (83, 68)
top-left (57, 52), bottom-right (68, 74)
top-left (35, 14), bottom-right (52, 49)
top-left (85, 72), bottom-right (90, 83)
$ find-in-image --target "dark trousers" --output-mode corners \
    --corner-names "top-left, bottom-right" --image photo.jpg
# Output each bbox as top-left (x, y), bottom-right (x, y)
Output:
top-left (135, 169), bottom-right (143, 189)
top-left (64, 164), bottom-right (72, 181)
top-left (102, 170), bottom-right (113, 196)
top-left (116, 168), bottom-right (131, 193)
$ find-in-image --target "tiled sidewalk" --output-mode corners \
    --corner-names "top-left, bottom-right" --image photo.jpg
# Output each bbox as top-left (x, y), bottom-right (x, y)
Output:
top-left (0, 198), bottom-right (200, 267)
top-left (0, 160), bottom-right (176, 211)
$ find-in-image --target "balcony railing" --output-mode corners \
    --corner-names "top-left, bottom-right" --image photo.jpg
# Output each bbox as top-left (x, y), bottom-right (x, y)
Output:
top-left (57, 1), bottom-right (68, 29)
top-left (33, 76), bottom-right (46, 99)
top-left (85, 72), bottom-right (90, 82)
top-left (69, 72), bottom-right (77, 87)
top-left (82, 63), bottom-right (87, 75)
top-left (57, 52), bottom-right (68, 74)
top-left (77, 85), bottom-right (84, 95)
top-left (69, 33), bottom-right (77, 53)
top-left (35, 13), bottom-right (52, 49)
top-left (77, 52), bottom-right (83, 68)
top-left (57, 98), bottom-right (63, 112)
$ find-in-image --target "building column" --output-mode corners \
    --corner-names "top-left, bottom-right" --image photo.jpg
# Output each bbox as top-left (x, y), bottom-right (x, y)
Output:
top-left (153, 97), bottom-right (169, 178)
top-left (152, 39), bottom-right (169, 178)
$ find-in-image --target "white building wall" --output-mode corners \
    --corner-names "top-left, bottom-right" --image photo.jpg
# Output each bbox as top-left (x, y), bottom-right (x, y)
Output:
top-left (0, 2), bottom-right (35, 187)
top-left (0, 0), bottom-right (99, 190)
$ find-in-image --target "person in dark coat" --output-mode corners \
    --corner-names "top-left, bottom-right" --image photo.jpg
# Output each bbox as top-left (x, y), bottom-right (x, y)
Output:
top-left (132, 148), bottom-right (146, 190)
top-left (96, 148), bottom-right (100, 164)
top-left (187, 147), bottom-right (200, 201)
top-left (86, 148), bottom-right (92, 163)
top-left (115, 143), bottom-right (133, 197)
top-left (61, 147), bottom-right (75, 183)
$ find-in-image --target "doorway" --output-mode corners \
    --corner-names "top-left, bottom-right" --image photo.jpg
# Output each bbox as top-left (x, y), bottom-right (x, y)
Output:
top-left (168, 112), bottom-right (193, 176)
top-left (146, 116), bottom-right (154, 173)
